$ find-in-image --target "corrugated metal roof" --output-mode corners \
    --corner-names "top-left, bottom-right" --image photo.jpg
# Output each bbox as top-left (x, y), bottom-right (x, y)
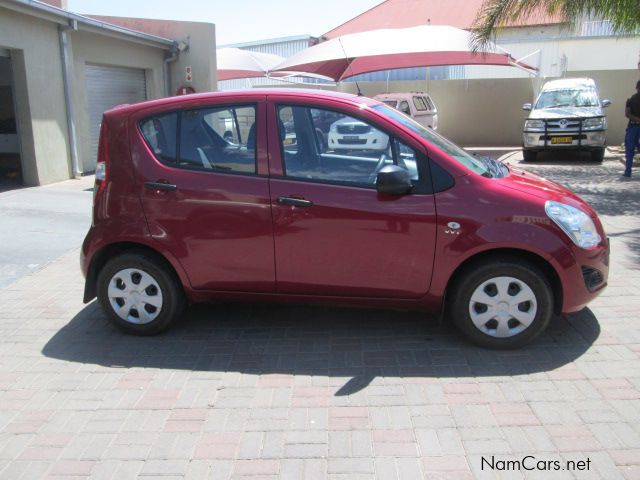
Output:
top-left (323, 0), bottom-right (560, 39)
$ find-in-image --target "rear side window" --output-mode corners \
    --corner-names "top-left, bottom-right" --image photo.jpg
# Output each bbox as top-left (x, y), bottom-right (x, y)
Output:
top-left (413, 96), bottom-right (428, 111)
top-left (179, 106), bottom-right (256, 174)
top-left (140, 113), bottom-right (178, 163)
top-left (139, 105), bottom-right (257, 174)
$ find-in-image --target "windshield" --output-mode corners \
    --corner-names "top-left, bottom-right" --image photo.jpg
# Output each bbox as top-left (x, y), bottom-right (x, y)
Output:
top-left (372, 104), bottom-right (495, 178)
top-left (535, 87), bottom-right (599, 109)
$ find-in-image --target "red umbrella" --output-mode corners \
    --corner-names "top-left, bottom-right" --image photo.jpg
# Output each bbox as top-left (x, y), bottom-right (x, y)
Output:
top-left (271, 25), bottom-right (535, 81)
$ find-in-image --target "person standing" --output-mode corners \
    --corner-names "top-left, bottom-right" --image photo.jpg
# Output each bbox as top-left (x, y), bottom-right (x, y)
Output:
top-left (624, 79), bottom-right (640, 177)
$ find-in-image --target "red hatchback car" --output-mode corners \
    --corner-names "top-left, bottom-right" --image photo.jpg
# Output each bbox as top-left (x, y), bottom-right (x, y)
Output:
top-left (81, 89), bottom-right (609, 349)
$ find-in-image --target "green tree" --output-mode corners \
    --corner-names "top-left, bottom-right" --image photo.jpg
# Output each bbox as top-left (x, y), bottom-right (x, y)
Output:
top-left (472, 0), bottom-right (640, 50)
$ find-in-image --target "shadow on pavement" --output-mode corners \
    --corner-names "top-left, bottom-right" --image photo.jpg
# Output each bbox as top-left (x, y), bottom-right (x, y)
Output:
top-left (43, 301), bottom-right (600, 395)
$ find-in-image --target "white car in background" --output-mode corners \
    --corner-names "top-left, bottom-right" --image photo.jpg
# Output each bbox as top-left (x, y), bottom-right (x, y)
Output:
top-left (328, 116), bottom-right (389, 152)
top-left (374, 92), bottom-right (438, 130)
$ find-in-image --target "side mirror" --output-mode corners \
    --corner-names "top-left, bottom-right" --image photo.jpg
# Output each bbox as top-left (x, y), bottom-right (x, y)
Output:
top-left (601, 99), bottom-right (612, 108)
top-left (376, 165), bottom-right (413, 195)
top-left (522, 103), bottom-right (532, 111)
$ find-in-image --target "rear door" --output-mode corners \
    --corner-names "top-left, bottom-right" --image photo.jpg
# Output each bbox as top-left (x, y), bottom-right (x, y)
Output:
top-left (267, 98), bottom-right (437, 298)
top-left (131, 97), bottom-right (276, 292)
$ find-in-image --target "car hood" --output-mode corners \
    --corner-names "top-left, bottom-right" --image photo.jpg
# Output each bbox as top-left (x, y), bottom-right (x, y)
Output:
top-left (529, 106), bottom-right (603, 119)
top-left (499, 167), bottom-right (597, 217)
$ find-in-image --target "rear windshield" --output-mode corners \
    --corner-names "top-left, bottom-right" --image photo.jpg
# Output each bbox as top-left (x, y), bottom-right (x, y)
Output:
top-left (372, 104), bottom-right (492, 177)
top-left (535, 87), bottom-right (599, 109)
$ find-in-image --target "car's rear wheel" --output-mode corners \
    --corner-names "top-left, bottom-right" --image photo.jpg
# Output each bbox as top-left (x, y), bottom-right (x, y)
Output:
top-left (97, 250), bottom-right (184, 335)
top-left (449, 259), bottom-right (553, 349)
top-left (522, 149), bottom-right (537, 162)
top-left (590, 147), bottom-right (605, 162)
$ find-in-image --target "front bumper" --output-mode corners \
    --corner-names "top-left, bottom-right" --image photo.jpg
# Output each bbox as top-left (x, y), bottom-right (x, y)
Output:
top-left (523, 130), bottom-right (606, 150)
top-left (560, 237), bottom-right (609, 314)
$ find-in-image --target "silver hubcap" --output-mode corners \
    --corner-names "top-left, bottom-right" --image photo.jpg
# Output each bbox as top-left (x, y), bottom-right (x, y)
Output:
top-left (108, 268), bottom-right (163, 325)
top-left (469, 276), bottom-right (537, 338)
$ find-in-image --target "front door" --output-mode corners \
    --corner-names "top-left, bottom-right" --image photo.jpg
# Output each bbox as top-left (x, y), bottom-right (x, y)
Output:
top-left (268, 102), bottom-right (437, 299)
top-left (132, 99), bottom-right (275, 293)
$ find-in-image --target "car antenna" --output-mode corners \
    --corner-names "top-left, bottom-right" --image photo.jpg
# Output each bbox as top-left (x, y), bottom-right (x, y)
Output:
top-left (338, 38), bottom-right (362, 96)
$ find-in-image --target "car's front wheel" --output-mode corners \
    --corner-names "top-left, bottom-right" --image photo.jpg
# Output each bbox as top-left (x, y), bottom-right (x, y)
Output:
top-left (97, 250), bottom-right (184, 335)
top-left (449, 259), bottom-right (554, 349)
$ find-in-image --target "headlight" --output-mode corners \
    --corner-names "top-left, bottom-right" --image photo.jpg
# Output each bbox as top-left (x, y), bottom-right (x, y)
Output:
top-left (582, 117), bottom-right (606, 130)
top-left (330, 124), bottom-right (337, 132)
top-left (524, 119), bottom-right (544, 131)
top-left (545, 201), bottom-right (601, 248)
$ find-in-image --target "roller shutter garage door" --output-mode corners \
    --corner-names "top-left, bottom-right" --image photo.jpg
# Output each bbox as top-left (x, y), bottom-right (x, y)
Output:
top-left (85, 64), bottom-right (146, 171)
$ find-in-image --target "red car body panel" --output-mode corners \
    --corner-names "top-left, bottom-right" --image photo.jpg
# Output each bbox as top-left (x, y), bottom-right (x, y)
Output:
top-left (81, 88), bottom-right (609, 317)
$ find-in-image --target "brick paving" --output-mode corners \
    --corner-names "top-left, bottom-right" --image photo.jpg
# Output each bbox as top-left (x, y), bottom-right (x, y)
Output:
top-left (0, 153), bottom-right (639, 479)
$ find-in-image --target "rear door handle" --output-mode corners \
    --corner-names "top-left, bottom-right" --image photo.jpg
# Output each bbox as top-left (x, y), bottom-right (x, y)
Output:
top-left (144, 181), bottom-right (177, 191)
top-left (277, 196), bottom-right (314, 208)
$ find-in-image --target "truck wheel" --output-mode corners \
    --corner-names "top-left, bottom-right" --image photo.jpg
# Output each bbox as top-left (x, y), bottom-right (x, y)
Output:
top-left (448, 259), bottom-right (554, 349)
top-left (97, 250), bottom-right (185, 335)
top-left (522, 150), bottom-right (537, 162)
top-left (590, 148), bottom-right (605, 163)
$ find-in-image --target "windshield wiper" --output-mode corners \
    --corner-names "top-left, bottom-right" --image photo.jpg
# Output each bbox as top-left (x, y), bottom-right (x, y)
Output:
top-left (543, 103), bottom-right (572, 109)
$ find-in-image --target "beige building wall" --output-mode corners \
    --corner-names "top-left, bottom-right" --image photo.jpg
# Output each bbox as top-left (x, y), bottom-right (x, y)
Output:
top-left (86, 16), bottom-right (218, 94)
top-left (339, 69), bottom-right (638, 146)
top-left (0, 8), bottom-right (71, 185)
top-left (69, 30), bottom-right (166, 171)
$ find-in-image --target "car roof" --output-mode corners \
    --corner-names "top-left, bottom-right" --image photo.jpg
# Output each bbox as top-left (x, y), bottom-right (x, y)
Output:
top-left (105, 88), bottom-right (380, 117)
top-left (541, 77), bottom-right (596, 91)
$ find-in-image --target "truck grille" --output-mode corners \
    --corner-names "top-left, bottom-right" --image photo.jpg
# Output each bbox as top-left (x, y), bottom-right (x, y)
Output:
top-left (337, 124), bottom-right (370, 134)
top-left (337, 139), bottom-right (367, 145)
top-left (545, 118), bottom-right (582, 131)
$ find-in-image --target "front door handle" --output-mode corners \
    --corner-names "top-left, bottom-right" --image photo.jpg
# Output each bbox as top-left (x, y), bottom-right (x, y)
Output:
top-left (277, 196), bottom-right (314, 208)
top-left (144, 181), bottom-right (177, 192)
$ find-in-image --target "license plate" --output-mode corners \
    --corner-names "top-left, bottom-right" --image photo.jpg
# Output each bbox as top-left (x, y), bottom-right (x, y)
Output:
top-left (343, 135), bottom-right (360, 142)
top-left (550, 136), bottom-right (573, 144)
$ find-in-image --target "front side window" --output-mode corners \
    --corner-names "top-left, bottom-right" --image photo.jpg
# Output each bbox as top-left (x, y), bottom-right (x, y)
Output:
top-left (372, 103), bottom-right (493, 178)
top-left (277, 105), bottom-right (425, 189)
top-left (179, 105), bottom-right (256, 173)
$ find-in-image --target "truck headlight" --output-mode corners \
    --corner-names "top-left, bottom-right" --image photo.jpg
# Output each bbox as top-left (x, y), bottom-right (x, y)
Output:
top-left (545, 201), bottom-right (601, 248)
top-left (524, 119), bottom-right (544, 131)
top-left (582, 117), bottom-right (606, 130)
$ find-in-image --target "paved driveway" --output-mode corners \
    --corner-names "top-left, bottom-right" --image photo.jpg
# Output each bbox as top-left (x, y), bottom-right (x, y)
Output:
top-left (0, 177), bottom-right (93, 289)
top-left (0, 154), bottom-right (638, 479)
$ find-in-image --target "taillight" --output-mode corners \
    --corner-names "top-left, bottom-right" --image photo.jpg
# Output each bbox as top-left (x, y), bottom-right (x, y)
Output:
top-left (95, 119), bottom-right (109, 193)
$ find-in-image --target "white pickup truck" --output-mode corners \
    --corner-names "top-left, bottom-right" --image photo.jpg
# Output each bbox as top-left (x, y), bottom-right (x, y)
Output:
top-left (522, 78), bottom-right (611, 162)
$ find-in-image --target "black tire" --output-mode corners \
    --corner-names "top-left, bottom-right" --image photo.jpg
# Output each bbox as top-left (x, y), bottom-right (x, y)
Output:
top-left (97, 250), bottom-right (185, 335)
top-left (522, 149), bottom-right (537, 162)
top-left (448, 259), bottom-right (553, 349)
top-left (590, 148), bottom-right (605, 162)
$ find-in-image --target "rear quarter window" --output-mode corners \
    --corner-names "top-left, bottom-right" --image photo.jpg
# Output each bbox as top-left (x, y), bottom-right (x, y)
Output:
top-left (413, 96), bottom-right (429, 111)
top-left (139, 113), bottom-right (178, 164)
